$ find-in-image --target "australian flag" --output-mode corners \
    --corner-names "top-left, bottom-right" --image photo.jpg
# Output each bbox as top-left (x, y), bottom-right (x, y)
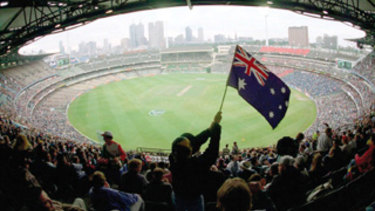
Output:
top-left (227, 45), bottom-right (290, 129)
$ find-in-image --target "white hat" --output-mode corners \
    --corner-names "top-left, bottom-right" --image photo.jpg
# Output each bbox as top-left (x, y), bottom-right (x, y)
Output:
top-left (240, 160), bottom-right (252, 171)
top-left (101, 131), bottom-right (113, 138)
top-left (279, 155), bottom-right (294, 167)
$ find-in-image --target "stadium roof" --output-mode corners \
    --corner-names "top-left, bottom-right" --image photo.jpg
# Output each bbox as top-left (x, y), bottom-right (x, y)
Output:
top-left (0, 0), bottom-right (375, 57)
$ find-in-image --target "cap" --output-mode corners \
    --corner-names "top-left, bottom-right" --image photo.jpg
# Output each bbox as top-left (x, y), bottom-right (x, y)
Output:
top-left (101, 131), bottom-right (113, 139)
top-left (240, 160), bottom-right (252, 171)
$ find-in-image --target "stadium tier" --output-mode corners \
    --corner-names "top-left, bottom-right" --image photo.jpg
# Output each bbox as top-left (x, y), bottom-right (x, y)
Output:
top-left (0, 47), bottom-right (373, 141)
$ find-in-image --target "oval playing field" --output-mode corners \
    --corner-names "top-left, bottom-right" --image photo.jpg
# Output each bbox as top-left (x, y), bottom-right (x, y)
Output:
top-left (68, 73), bottom-right (317, 150)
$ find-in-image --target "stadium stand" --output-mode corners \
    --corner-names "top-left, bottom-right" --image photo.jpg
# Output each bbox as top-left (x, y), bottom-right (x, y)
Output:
top-left (0, 46), bottom-right (374, 211)
top-left (260, 46), bottom-right (310, 56)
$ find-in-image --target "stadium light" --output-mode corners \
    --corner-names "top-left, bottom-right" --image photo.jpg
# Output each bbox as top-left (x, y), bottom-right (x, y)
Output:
top-left (0, 1), bottom-right (8, 7)
top-left (65, 23), bottom-right (83, 30)
top-left (47, 1), bottom-right (56, 6)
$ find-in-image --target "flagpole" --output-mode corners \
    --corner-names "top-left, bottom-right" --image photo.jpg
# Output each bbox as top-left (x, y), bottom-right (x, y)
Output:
top-left (218, 45), bottom-right (238, 112)
top-left (218, 85), bottom-right (228, 112)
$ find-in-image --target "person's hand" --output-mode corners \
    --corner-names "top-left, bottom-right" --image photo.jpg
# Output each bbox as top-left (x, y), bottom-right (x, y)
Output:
top-left (213, 111), bottom-right (222, 124)
top-left (104, 181), bottom-right (110, 188)
top-left (210, 112), bottom-right (222, 131)
top-left (40, 191), bottom-right (54, 211)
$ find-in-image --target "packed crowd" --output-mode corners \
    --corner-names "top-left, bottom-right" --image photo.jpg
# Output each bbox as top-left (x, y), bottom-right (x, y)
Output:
top-left (0, 103), bottom-right (374, 211)
top-left (0, 48), bottom-right (371, 144)
top-left (0, 48), bottom-right (374, 211)
top-left (353, 52), bottom-right (375, 84)
top-left (161, 52), bottom-right (212, 64)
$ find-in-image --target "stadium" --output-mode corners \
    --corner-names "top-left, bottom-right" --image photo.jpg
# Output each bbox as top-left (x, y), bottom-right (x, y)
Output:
top-left (0, 1), bottom-right (375, 211)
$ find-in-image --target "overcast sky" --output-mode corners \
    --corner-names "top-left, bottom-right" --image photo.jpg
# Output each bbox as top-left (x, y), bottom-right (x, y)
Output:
top-left (19, 6), bottom-right (366, 54)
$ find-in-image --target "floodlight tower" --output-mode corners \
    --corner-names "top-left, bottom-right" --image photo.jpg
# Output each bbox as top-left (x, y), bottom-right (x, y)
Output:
top-left (264, 7), bottom-right (270, 46)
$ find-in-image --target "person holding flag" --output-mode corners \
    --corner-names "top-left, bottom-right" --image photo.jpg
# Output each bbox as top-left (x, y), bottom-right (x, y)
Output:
top-left (169, 112), bottom-right (222, 211)
top-left (220, 45), bottom-right (291, 129)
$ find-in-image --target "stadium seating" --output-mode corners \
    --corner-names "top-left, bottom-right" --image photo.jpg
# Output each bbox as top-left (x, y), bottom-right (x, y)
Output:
top-left (260, 46), bottom-right (310, 56)
top-left (0, 47), bottom-right (374, 211)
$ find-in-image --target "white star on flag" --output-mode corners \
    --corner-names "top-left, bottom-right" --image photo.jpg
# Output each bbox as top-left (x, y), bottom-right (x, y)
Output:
top-left (238, 78), bottom-right (247, 90)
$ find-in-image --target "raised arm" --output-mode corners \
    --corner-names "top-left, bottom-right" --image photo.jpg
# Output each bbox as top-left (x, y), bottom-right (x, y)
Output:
top-left (197, 112), bottom-right (222, 166)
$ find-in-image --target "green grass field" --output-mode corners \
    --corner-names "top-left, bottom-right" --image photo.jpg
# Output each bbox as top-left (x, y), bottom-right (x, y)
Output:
top-left (68, 73), bottom-right (316, 150)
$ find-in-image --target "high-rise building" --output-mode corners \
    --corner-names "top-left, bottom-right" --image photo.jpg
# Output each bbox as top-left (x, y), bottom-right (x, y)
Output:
top-left (129, 23), bottom-right (147, 48)
top-left (214, 34), bottom-right (227, 43)
top-left (121, 38), bottom-right (130, 50)
top-left (174, 34), bottom-right (185, 44)
top-left (149, 21), bottom-right (165, 49)
top-left (59, 41), bottom-right (65, 54)
top-left (198, 27), bottom-right (204, 42)
top-left (103, 39), bottom-right (111, 53)
top-left (185, 26), bottom-right (193, 42)
top-left (288, 26), bottom-right (309, 47)
top-left (316, 34), bottom-right (338, 49)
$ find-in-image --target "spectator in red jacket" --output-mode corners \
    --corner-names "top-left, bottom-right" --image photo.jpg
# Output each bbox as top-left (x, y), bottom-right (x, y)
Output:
top-left (355, 134), bottom-right (375, 173)
top-left (101, 131), bottom-right (126, 162)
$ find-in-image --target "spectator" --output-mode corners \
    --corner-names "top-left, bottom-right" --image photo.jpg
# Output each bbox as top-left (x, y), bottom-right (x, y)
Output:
top-left (217, 177), bottom-right (252, 211)
top-left (265, 162), bottom-right (279, 185)
top-left (101, 131), bottom-right (126, 163)
top-left (231, 142), bottom-right (240, 155)
top-left (226, 155), bottom-right (240, 177)
top-left (323, 141), bottom-right (346, 171)
top-left (238, 161), bottom-right (256, 181)
top-left (294, 132), bottom-right (305, 156)
top-left (143, 168), bottom-right (172, 207)
top-left (72, 155), bottom-right (86, 179)
top-left (216, 158), bottom-right (227, 173)
top-left (120, 158), bottom-right (148, 194)
top-left (276, 136), bottom-right (296, 157)
top-left (144, 162), bottom-right (157, 182)
top-left (309, 153), bottom-right (326, 186)
top-left (101, 131), bottom-right (126, 185)
top-left (222, 144), bottom-right (230, 157)
top-left (90, 171), bottom-right (143, 211)
top-left (248, 174), bottom-right (276, 211)
top-left (55, 153), bottom-right (80, 200)
top-left (203, 165), bottom-right (227, 203)
top-left (317, 127), bottom-right (333, 154)
top-left (169, 112), bottom-right (221, 211)
top-left (354, 133), bottom-right (375, 173)
top-left (266, 155), bottom-right (307, 211)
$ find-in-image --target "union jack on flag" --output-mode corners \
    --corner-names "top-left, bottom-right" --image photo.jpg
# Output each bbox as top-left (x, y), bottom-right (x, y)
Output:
top-left (233, 46), bottom-right (269, 86)
top-left (227, 45), bottom-right (291, 129)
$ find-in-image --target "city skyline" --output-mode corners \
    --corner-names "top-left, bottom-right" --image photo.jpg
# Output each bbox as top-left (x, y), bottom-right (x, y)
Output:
top-left (20, 6), bottom-right (365, 54)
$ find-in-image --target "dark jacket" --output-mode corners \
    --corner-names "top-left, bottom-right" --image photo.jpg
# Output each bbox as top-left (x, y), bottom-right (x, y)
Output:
top-left (120, 171), bottom-right (148, 194)
top-left (143, 181), bottom-right (173, 205)
top-left (169, 123), bottom-right (221, 199)
top-left (267, 166), bottom-right (308, 211)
